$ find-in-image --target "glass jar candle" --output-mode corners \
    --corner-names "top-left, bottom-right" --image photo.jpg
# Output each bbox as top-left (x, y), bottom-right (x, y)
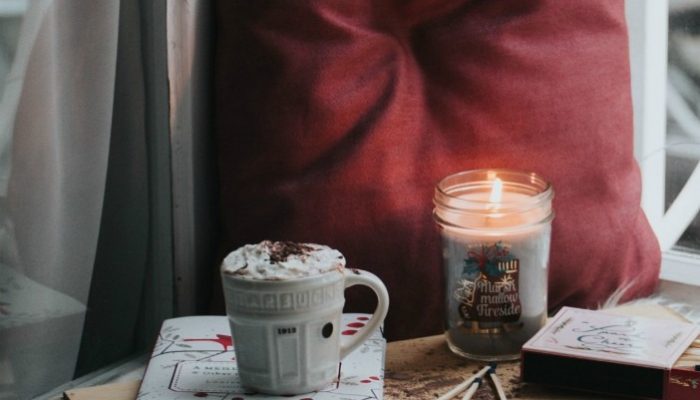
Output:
top-left (433, 169), bottom-right (554, 361)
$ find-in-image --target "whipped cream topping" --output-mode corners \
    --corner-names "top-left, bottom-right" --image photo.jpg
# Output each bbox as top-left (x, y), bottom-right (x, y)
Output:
top-left (222, 241), bottom-right (345, 280)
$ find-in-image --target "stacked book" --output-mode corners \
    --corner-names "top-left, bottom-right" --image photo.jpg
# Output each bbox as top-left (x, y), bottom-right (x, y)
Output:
top-left (136, 313), bottom-right (385, 400)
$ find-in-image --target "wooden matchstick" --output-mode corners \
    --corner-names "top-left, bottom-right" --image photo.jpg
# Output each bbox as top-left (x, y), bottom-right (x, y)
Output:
top-left (675, 359), bottom-right (700, 368)
top-left (683, 348), bottom-right (700, 356)
top-left (461, 378), bottom-right (481, 400)
top-left (678, 355), bottom-right (700, 362)
top-left (437, 366), bottom-right (491, 400)
top-left (489, 367), bottom-right (508, 400)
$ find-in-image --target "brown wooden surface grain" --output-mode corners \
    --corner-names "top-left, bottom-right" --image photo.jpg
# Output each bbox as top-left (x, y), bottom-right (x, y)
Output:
top-left (385, 335), bottom-right (519, 400)
top-left (384, 335), bottom-right (614, 400)
top-left (63, 380), bottom-right (141, 400)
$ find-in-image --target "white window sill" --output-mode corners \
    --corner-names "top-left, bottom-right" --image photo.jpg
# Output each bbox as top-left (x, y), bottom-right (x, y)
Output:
top-left (34, 355), bottom-right (146, 400)
top-left (660, 248), bottom-right (700, 287)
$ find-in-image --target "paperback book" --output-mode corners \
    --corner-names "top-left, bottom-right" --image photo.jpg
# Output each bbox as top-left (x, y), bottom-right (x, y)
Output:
top-left (137, 314), bottom-right (385, 400)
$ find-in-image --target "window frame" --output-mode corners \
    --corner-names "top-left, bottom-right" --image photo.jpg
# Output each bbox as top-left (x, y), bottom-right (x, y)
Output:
top-left (167, 0), bottom-right (215, 317)
top-left (626, 0), bottom-right (700, 285)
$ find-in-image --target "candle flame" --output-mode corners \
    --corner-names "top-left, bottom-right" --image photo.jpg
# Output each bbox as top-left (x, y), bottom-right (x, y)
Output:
top-left (489, 178), bottom-right (503, 204)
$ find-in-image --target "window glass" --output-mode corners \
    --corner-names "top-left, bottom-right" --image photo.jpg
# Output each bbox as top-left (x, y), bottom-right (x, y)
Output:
top-left (667, 0), bottom-right (700, 254)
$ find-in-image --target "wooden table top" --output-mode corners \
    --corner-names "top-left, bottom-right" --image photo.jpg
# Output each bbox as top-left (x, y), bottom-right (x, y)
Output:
top-left (384, 334), bottom-right (614, 400)
top-left (65, 334), bottom-right (613, 400)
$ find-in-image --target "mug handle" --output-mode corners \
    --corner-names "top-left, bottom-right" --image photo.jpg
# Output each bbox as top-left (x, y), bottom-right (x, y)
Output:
top-left (340, 269), bottom-right (390, 359)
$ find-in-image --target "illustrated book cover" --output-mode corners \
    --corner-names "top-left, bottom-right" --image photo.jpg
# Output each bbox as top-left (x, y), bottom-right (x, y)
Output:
top-left (137, 314), bottom-right (385, 400)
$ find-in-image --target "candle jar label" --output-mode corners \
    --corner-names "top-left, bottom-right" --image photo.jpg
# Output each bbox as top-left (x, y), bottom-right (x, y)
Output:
top-left (456, 241), bottom-right (522, 325)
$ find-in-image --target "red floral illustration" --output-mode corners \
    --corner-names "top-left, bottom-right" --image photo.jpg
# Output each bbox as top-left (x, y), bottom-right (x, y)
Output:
top-left (184, 334), bottom-right (233, 350)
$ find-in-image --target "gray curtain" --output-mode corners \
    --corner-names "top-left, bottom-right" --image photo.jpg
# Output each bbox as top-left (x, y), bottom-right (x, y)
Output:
top-left (0, 1), bottom-right (173, 398)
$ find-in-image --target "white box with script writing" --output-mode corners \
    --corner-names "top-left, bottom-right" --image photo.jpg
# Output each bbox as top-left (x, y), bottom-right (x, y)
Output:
top-left (521, 307), bottom-right (700, 400)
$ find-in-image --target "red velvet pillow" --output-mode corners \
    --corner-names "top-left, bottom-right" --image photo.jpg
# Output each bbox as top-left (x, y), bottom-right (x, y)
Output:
top-left (214, 0), bottom-right (660, 340)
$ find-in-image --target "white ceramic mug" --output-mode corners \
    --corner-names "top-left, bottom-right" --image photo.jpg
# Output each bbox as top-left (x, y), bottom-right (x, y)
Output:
top-left (221, 267), bottom-right (389, 395)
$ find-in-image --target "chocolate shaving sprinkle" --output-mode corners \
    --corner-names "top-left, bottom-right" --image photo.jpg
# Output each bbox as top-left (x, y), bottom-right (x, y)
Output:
top-left (266, 241), bottom-right (314, 263)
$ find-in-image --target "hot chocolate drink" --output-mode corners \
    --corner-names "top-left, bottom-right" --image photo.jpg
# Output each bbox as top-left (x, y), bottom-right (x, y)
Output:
top-left (220, 241), bottom-right (389, 395)
top-left (222, 240), bottom-right (345, 280)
